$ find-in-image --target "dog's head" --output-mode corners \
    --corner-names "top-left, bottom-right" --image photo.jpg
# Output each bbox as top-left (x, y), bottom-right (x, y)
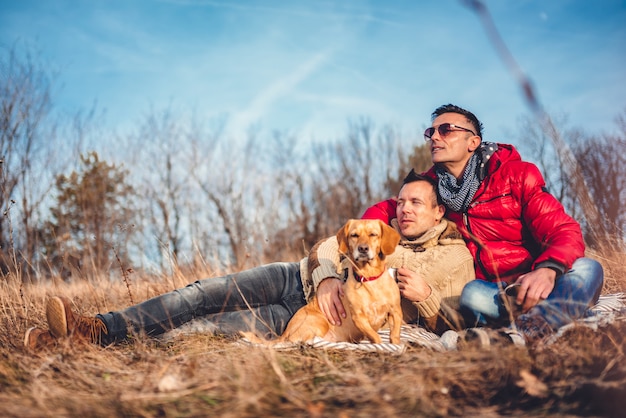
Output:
top-left (337, 219), bottom-right (401, 264)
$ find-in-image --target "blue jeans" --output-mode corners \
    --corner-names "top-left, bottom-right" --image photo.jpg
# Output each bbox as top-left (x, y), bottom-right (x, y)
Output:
top-left (459, 258), bottom-right (604, 330)
top-left (98, 262), bottom-right (306, 344)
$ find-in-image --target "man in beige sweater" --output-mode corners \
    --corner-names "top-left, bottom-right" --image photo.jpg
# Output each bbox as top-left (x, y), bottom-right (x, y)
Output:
top-left (311, 170), bottom-right (475, 334)
top-left (26, 172), bottom-right (474, 349)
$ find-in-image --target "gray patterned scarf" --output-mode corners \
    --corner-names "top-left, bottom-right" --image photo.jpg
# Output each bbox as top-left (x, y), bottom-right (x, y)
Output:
top-left (435, 142), bottom-right (498, 212)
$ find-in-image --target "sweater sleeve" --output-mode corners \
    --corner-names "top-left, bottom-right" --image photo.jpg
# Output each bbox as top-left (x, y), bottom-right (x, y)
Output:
top-left (305, 236), bottom-right (343, 300)
top-left (412, 252), bottom-right (475, 318)
top-left (412, 286), bottom-right (442, 318)
top-left (388, 237), bottom-right (473, 337)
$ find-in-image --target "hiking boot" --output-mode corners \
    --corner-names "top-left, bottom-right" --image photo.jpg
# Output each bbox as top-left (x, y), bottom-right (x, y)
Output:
top-left (46, 296), bottom-right (108, 345)
top-left (24, 327), bottom-right (57, 351)
top-left (514, 314), bottom-right (554, 347)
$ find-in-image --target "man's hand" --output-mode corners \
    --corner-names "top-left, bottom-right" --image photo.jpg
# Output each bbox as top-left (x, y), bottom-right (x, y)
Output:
top-left (316, 278), bottom-right (346, 325)
top-left (515, 268), bottom-right (557, 313)
top-left (396, 267), bottom-right (431, 302)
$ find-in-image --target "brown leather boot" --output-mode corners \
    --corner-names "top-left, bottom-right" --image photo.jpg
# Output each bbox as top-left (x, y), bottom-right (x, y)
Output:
top-left (46, 296), bottom-right (108, 345)
top-left (24, 327), bottom-right (57, 351)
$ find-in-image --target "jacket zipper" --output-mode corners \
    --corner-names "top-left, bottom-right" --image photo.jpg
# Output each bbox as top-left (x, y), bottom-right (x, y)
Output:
top-left (463, 159), bottom-right (511, 281)
top-left (463, 212), bottom-right (491, 280)
top-left (463, 193), bottom-right (512, 281)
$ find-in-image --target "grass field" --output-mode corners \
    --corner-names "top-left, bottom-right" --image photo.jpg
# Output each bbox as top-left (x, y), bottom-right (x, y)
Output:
top-left (1, 250), bottom-right (625, 417)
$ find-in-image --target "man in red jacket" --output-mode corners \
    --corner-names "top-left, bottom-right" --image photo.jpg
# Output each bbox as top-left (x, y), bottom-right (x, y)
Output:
top-left (361, 104), bottom-right (604, 346)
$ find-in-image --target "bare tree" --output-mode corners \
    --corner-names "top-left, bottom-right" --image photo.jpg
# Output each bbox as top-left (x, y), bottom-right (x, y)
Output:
top-left (514, 114), bottom-right (581, 219)
top-left (186, 122), bottom-right (273, 269)
top-left (384, 141), bottom-right (432, 197)
top-left (131, 108), bottom-right (192, 269)
top-left (516, 111), bottom-right (626, 249)
top-left (264, 119), bottom-right (423, 261)
top-left (570, 111), bottom-right (626, 248)
top-left (0, 44), bottom-right (61, 278)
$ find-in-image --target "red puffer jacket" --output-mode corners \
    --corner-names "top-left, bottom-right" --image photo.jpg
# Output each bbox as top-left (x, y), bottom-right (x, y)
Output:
top-left (362, 143), bottom-right (585, 282)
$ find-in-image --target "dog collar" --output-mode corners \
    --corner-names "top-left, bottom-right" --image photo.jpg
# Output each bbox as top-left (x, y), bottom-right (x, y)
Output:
top-left (352, 270), bottom-right (385, 283)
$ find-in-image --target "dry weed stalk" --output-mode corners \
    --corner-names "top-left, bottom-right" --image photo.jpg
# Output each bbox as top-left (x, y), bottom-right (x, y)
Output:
top-left (112, 244), bottom-right (135, 305)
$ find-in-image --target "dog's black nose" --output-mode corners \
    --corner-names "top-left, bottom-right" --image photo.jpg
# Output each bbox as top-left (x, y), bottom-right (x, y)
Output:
top-left (358, 244), bottom-right (369, 253)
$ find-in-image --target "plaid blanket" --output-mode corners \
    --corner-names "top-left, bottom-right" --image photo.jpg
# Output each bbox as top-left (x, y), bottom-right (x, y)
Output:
top-left (164, 293), bottom-right (626, 354)
top-left (238, 293), bottom-right (626, 354)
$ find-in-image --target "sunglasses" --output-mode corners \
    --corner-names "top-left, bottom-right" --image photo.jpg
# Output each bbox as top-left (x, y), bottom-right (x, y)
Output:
top-left (423, 123), bottom-right (477, 141)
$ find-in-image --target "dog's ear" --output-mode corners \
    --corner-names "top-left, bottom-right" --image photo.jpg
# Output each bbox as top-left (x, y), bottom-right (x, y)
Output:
top-left (336, 220), bottom-right (353, 254)
top-left (379, 220), bottom-right (401, 255)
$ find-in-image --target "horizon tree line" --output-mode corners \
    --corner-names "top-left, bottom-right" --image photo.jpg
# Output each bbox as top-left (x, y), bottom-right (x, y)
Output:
top-left (1, 45), bottom-right (624, 282)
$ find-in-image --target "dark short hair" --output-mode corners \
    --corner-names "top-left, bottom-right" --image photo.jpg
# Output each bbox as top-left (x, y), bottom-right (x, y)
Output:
top-left (431, 104), bottom-right (483, 139)
top-left (401, 169), bottom-right (443, 206)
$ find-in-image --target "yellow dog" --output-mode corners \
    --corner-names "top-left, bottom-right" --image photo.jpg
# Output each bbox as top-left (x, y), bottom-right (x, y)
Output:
top-left (243, 219), bottom-right (402, 345)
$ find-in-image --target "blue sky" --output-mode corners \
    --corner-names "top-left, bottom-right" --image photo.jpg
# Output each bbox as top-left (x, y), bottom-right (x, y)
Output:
top-left (1, 0), bottom-right (625, 144)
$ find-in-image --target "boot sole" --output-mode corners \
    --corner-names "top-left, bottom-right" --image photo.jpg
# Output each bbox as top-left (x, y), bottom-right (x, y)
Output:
top-left (47, 297), bottom-right (69, 338)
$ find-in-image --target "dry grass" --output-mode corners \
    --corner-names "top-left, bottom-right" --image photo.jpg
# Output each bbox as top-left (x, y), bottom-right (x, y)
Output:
top-left (1, 255), bottom-right (626, 418)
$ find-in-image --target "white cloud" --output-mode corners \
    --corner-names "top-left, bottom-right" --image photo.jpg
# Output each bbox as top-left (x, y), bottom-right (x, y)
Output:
top-left (227, 50), bottom-right (332, 134)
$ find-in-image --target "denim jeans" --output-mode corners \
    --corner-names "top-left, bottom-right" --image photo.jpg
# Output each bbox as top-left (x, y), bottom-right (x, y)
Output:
top-left (97, 262), bottom-right (306, 344)
top-left (459, 257), bottom-right (604, 330)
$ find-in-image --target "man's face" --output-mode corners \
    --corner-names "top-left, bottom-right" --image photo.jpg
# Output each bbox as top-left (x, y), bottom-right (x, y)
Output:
top-left (396, 181), bottom-right (445, 239)
top-left (428, 112), bottom-right (480, 177)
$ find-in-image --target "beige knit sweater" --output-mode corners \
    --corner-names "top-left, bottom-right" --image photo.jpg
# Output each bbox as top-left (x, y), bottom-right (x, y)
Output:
top-left (298, 219), bottom-right (475, 323)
